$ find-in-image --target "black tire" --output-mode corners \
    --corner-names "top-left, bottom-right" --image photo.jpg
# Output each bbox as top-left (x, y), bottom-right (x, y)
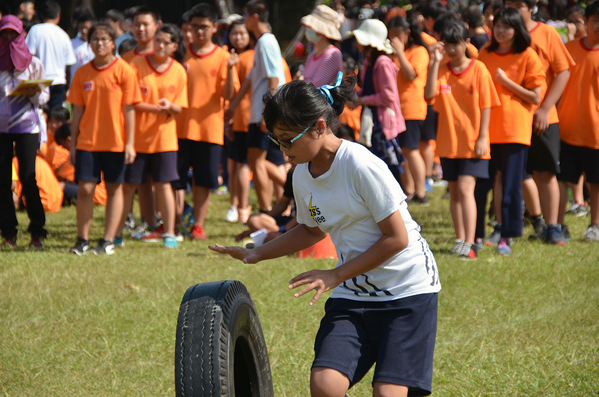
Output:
top-left (175, 280), bottom-right (274, 397)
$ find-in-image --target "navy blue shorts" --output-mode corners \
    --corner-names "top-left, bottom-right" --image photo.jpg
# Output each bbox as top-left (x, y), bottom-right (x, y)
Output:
top-left (422, 104), bottom-right (437, 141)
top-left (440, 158), bottom-right (489, 181)
top-left (124, 151), bottom-right (179, 184)
top-left (266, 141), bottom-right (286, 166)
top-left (313, 293), bottom-right (438, 395)
top-left (173, 139), bottom-right (222, 190)
top-left (398, 120), bottom-right (425, 150)
top-left (247, 123), bottom-right (269, 150)
top-left (526, 123), bottom-right (561, 175)
top-left (75, 150), bottom-right (125, 184)
top-left (231, 131), bottom-right (249, 164)
top-left (557, 141), bottom-right (599, 184)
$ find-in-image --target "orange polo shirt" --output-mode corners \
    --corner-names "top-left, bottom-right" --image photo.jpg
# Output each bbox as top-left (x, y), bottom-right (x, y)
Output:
top-left (478, 47), bottom-right (545, 146)
top-left (130, 56), bottom-right (188, 153)
top-left (121, 48), bottom-right (153, 64)
top-left (433, 59), bottom-right (500, 159)
top-left (421, 32), bottom-right (437, 48)
top-left (394, 45), bottom-right (429, 121)
top-left (529, 22), bottom-right (575, 124)
top-left (558, 38), bottom-right (599, 149)
top-left (177, 44), bottom-right (239, 144)
top-left (232, 49), bottom-right (254, 133)
top-left (68, 58), bottom-right (142, 152)
top-left (13, 156), bottom-right (63, 213)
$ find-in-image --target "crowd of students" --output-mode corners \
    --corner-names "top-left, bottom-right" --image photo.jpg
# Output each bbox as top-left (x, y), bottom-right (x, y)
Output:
top-left (0, 0), bottom-right (597, 258)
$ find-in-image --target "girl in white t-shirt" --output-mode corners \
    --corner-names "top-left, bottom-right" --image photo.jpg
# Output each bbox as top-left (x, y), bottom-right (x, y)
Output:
top-left (209, 73), bottom-right (441, 397)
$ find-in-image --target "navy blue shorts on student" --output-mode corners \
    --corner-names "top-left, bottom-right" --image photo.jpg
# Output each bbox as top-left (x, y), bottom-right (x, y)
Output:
top-left (266, 140), bottom-right (286, 166)
top-left (173, 139), bottom-right (222, 190)
top-left (526, 123), bottom-right (561, 175)
top-left (422, 104), bottom-right (437, 141)
top-left (75, 150), bottom-right (125, 184)
top-left (440, 158), bottom-right (489, 181)
top-left (247, 123), bottom-right (270, 151)
top-left (557, 141), bottom-right (599, 184)
top-left (231, 131), bottom-right (249, 164)
top-left (313, 293), bottom-right (438, 395)
top-left (124, 151), bottom-right (179, 184)
top-left (398, 120), bottom-right (425, 150)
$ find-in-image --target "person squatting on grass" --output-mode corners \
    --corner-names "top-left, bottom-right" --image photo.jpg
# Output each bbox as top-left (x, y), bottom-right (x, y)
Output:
top-left (210, 74), bottom-right (441, 397)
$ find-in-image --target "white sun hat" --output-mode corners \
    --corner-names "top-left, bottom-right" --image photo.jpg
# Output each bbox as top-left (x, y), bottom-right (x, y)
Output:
top-left (300, 5), bottom-right (342, 41)
top-left (351, 19), bottom-right (394, 55)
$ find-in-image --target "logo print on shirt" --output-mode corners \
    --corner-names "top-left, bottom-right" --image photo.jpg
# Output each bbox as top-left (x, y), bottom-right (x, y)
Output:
top-left (440, 84), bottom-right (451, 94)
top-left (83, 81), bottom-right (94, 91)
top-left (308, 195), bottom-right (326, 225)
top-left (168, 85), bottom-right (176, 94)
top-left (140, 85), bottom-right (149, 96)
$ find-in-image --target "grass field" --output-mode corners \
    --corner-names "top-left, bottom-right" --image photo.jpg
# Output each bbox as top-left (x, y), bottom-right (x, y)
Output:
top-left (0, 188), bottom-right (598, 396)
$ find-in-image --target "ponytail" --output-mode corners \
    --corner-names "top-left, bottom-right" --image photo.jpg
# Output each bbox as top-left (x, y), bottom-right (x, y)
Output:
top-left (262, 74), bottom-right (357, 134)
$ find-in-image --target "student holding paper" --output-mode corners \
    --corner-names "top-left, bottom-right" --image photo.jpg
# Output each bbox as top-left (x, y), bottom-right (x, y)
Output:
top-left (0, 16), bottom-right (50, 250)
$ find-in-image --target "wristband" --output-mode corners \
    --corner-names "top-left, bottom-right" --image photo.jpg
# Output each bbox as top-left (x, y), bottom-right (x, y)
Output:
top-left (279, 225), bottom-right (286, 233)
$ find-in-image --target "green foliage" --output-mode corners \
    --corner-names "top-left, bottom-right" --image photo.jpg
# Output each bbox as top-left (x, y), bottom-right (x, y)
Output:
top-left (0, 189), bottom-right (597, 396)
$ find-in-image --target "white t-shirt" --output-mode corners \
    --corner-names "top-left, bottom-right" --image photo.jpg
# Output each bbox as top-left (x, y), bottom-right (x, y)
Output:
top-left (248, 33), bottom-right (285, 124)
top-left (26, 23), bottom-right (77, 85)
top-left (70, 37), bottom-right (95, 83)
top-left (294, 140), bottom-right (441, 301)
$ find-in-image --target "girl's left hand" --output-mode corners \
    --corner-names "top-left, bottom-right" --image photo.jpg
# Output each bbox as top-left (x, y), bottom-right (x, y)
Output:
top-left (21, 86), bottom-right (40, 97)
top-left (289, 269), bottom-right (341, 306)
top-left (475, 136), bottom-right (488, 157)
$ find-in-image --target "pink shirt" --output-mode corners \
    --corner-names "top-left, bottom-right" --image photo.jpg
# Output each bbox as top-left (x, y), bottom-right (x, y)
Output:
top-left (304, 46), bottom-right (343, 87)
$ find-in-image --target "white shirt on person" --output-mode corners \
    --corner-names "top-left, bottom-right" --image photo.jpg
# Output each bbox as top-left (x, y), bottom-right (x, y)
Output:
top-left (26, 23), bottom-right (76, 86)
top-left (294, 140), bottom-right (441, 301)
top-left (70, 35), bottom-right (95, 83)
top-left (248, 33), bottom-right (285, 124)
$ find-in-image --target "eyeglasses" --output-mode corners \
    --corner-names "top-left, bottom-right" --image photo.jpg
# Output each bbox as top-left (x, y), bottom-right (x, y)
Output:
top-left (191, 24), bottom-right (213, 32)
top-left (268, 120), bottom-right (323, 149)
top-left (90, 38), bottom-right (112, 44)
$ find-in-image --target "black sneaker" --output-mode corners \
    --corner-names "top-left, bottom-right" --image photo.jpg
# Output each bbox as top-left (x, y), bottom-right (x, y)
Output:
top-left (70, 237), bottom-right (90, 255)
top-left (528, 215), bottom-right (547, 240)
top-left (29, 235), bottom-right (44, 250)
top-left (561, 224), bottom-right (572, 241)
top-left (484, 223), bottom-right (502, 246)
top-left (91, 238), bottom-right (115, 255)
top-left (410, 194), bottom-right (430, 206)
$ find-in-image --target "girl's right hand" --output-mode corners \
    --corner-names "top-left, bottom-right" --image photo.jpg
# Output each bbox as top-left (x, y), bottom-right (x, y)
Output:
top-left (390, 36), bottom-right (404, 54)
top-left (495, 68), bottom-right (508, 85)
top-left (228, 49), bottom-right (239, 69)
top-left (430, 43), bottom-right (444, 63)
top-left (208, 244), bottom-right (261, 264)
top-left (69, 149), bottom-right (76, 166)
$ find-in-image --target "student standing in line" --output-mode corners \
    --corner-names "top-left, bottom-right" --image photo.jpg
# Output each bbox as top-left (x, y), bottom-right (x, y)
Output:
top-left (210, 76), bottom-right (440, 397)
top-left (174, 3), bottom-right (238, 241)
top-left (116, 24), bottom-right (188, 249)
top-left (478, 7), bottom-right (544, 255)
top-left (68, 22), bottom-right (141, 255)
top-left (425, 22), bottom-right (500, 260)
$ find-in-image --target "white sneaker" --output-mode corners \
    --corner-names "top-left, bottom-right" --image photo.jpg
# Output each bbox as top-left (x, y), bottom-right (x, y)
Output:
top-left (224, 206), bottom-right (238, 223)
top-left (584, 225), bottom-right (599, 242)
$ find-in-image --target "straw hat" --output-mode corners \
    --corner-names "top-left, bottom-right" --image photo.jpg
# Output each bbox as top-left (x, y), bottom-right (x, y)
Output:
top-left (351, 19), bottom-right (394, 54)
top-left (300, 5), bottom-right (342, 41)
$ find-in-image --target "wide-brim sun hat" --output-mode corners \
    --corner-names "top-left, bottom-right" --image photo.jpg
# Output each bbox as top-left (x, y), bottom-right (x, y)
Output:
top-left (351, 19), bottom-right (394, 55)
top-left (300, 5), bottom-right (342, 41)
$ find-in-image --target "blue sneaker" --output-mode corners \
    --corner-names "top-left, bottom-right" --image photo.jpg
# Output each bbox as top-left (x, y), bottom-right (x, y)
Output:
top-left (496, 238), bottom-right (511, 255)
top-left (163, 233), bottom-right (178, 248)
top-left (114, 235), bottom-right (124, 247)
top-left (425, 178), bottom-right (433, 193)
top-left (545, 224), bottom-right (566, 246)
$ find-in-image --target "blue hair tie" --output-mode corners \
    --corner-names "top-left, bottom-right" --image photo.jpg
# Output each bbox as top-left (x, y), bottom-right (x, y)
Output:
top-left (317, 71), bottom-right (344, 106)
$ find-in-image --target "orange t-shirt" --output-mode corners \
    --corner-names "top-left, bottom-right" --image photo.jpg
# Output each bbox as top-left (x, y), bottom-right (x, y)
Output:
top-left (46, 141), bottom-right (75, 182)
top-left (130, 56), bottom-right (188, 153)
top-left (529, 22), bottom-right (575, 124)
top-left (121, 48), bottom-right (153, 64)
top-left (13, 156), bottom-right (63, 213)
top-left (177, 44), bottom-right (239, 144)
top-left (558, 38), bottom-right (599, 149)
top-left (339, 105), bottom-right (362, 141)
top-left (433, 59), bottom-right (500, 159)
top-left (478, 47), bottom-right (545, 145)
top-left (394, 45), bottom-right (429, 121)
top-left (232, 49), bottom-right (254, 133)
top-left (282, 57), bottom-right (292, 83)
top-left (68, 58), bottom-right (142, 152)
top-left (421, 32), bottom-right (437, 48)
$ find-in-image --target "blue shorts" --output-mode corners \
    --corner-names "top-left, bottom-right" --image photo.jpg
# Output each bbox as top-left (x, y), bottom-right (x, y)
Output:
top-left (247, 123), bottom-right (269, 151)
top-left (313, 293), bottom-right (438, 395)
top-left (526, 123), bottom-right (560, 175)
top-left (422, 104), bottom-right (437, 141)
top-left (440, 158), bottom-right (489, 181)
top-left (173, 139), bottom-right (222, 190)
top-left (398, 120), bottom-right (425, 150)
top-left (557, 141), bottom-right (599, 184)
top-left (75, 150), bottom-right (125, 184)
top-left (124, 151), bottom-right (179, 184)
top-left (231, 131), bottom-right (248, 164)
